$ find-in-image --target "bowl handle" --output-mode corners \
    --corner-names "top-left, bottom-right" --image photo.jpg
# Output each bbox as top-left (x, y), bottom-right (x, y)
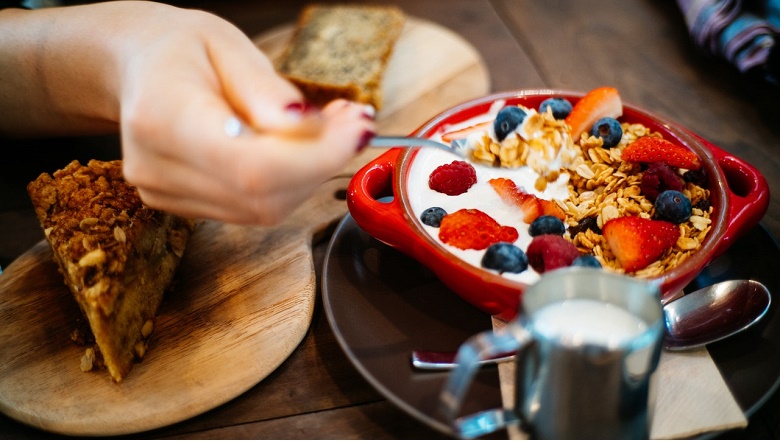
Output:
top-left (347, 148), bottom-right (418, 249)
top-left (697, 135), bottom-right (770, 258)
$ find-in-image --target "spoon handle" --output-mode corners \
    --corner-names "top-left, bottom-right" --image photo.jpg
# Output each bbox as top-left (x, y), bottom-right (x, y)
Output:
top-left (411, 350), bottom-right (516, 370)
top-left (369, 135), bottom-right (452, 150)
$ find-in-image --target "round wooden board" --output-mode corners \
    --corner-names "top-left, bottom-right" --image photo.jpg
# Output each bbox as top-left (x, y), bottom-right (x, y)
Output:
top-left (0, 178), bottom-right (349, 436)
top-left (0, 17), bottom-right (489, 437)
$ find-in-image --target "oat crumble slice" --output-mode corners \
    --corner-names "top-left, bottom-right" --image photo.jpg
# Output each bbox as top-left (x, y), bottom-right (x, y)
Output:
top-left (27, 159), bottom-right (195, 382)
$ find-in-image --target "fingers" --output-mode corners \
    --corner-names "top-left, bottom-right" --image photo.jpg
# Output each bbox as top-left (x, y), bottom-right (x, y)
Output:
top-left (222, 100), bottom-right (375, 195)
top-left (122, 88), bottom-right (374, 224)
top-left (117, 10), bottom-right (377, 225)
top-left (203, 22), bottom-right (322, 135)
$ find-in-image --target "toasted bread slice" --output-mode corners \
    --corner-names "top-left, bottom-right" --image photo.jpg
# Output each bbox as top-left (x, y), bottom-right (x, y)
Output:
top-left (276, 4), bottom-right (405, 110)
top-left (27, 160), bottom-right (194, 382)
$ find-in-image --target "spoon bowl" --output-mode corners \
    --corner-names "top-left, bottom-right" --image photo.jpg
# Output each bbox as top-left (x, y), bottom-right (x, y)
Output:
top-left (411, 279), bottom-right (771, 369)
top-left (664, 279), bottom-right (771, 350)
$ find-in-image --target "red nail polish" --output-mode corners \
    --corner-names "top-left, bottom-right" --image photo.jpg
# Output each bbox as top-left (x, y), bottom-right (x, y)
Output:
top-left (356, 130), bottom-right (375, 152)
top-left (285, 102), bottom-right (314, 116)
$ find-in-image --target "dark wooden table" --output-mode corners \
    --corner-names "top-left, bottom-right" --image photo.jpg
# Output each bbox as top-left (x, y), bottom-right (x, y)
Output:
top-left (1, 0), bottom-right (778, 439)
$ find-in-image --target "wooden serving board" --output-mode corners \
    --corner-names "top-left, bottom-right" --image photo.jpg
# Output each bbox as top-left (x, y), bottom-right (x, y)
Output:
top-left (0, 17), bottom-right (489, 436)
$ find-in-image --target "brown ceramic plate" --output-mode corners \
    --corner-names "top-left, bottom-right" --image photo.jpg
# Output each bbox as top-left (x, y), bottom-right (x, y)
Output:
top-left (322, 214), bottom-right (779, 437)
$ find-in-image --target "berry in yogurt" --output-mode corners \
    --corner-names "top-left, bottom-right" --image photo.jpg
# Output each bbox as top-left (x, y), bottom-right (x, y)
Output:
top-left (481, 242), bottom-right (528, 274)
top-left (428, 160), bottom-right (477, 195)
top-left (526, 234), bottom-right (580, 273)
top-left (489, 177), bottom-right (566, 223)
top-left (407, 86), bottom-right (713, 284)
top-left (438, 208), bottom-right (518, 250)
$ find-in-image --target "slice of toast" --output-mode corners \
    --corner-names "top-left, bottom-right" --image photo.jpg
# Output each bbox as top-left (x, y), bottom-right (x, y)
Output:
top-left (276, 4), bottom-right (405, 110)
top-left (27, 160), bottom-right (195, 383)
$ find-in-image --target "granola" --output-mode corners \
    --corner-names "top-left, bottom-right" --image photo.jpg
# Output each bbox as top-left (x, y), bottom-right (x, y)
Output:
top-left (560, 124), bottom-right (713, 277)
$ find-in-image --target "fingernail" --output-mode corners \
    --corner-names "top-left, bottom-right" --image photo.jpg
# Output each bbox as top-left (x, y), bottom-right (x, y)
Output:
top-left (356, 130), bottom-right (375, 152)
top-left (362, 104), bottom-right (376, 120)
top-left (285, 101), bottom-right (315, 121)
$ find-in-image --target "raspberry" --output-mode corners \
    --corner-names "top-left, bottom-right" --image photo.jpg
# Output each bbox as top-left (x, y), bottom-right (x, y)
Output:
top-left (428, 160), bottom-right (477, 196)
top-left (526, 234), bottom-right (580, 273)
top-left (640, 162), bottom-right (683, 201)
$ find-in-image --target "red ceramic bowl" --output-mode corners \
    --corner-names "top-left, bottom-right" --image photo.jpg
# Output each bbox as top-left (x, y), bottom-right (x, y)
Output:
top-left (347, 90), bottom-right (769, 320)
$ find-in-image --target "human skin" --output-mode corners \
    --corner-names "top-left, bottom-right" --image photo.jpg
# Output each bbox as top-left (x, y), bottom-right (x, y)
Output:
top-left (0, 1), bottom-right (375, 225)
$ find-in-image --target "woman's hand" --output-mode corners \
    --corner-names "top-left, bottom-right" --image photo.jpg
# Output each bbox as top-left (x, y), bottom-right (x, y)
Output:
top-left (0, 2), bottom-right (375, 225)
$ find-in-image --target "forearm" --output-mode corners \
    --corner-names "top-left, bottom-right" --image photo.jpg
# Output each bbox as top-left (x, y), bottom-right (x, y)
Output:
top-left (0, 2), bottom-right (182, 137)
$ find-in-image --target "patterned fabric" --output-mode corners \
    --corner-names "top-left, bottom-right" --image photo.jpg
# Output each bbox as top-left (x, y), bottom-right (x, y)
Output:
top-left (677, 0), bottom-right (779, 83)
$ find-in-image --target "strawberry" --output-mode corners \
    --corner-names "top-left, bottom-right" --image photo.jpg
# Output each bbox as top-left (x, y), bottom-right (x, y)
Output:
top-left (540, 199), bottom-right (566, 220)
top-left (439, 208), bottom-right (519, 250)
top-left (488, 178), bottom-right (566, 223)
top-left (565, 87), bottom-right (623, 142)
top-left (440, 121), bottom-right (492, 142)
top-left (621, 136), bottom-right (701, 170)
top-left (602, 216), bottom-right (680, 273)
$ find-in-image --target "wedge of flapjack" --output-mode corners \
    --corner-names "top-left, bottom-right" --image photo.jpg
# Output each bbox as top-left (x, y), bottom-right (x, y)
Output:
top-left (27, 159), bottom-right (195, 383)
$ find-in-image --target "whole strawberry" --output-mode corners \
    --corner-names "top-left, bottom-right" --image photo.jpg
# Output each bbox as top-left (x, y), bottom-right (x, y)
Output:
top-left (603, 216), bottom-right (680, 272)
top-left (526, 234), bottom-right (580, 273)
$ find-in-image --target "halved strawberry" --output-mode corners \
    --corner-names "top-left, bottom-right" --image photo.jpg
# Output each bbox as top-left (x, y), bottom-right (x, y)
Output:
top-left (540, 199), bottom-right (567, 220)
top-left (602, 216), bottom-right (680, 273)
top-left (439, 208), bottom-right (519, 250)
top-left (488, 178), bottom-right (566, 223)
top-left (621, 136), bottom-right (701, 170)
top-left (565, 87), bottom-right (623, 142)
top-left (440, 121), bottom-right (492, 142)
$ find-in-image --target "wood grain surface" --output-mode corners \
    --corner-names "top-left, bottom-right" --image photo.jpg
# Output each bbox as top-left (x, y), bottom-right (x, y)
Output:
top-left (253, 16), bottom-right (491, 173)
top-left (0, 177), bottom-right (349, 436)
top-left (0, 0), bottom-right (776, 438)
top-left (0, 17), bottom-right (490, 437)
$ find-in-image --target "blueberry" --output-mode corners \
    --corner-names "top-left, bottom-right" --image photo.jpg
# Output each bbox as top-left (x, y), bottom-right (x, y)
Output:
top-left (481, 242), bottom-right (528, 274)
top-left (589, 117), bottom-right (623, 148)
top-left (653, 190), bottom-right (692, 224)
top-left (493, 106), bottom-right (527, 141)
top-left (538, 97), bottom-right (573, 119)
top-left (571, 255), bottom-right (602, 268)
top-left (528, 215), bottom-right (566, 237)
top-left (420, 207), bottom-right (447, 227)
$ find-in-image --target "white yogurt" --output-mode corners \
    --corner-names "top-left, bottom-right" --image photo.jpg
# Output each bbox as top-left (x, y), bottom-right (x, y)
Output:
top-left (532, 299), bottom-right (648, 347)
top-left (405, 101), bottom-right (571, 284)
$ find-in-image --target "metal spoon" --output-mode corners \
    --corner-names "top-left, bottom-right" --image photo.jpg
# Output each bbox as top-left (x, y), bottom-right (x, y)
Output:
top-left (411, 279), bottom-right (771, 370)
top-left (369, 136), bottom-right (473, 160)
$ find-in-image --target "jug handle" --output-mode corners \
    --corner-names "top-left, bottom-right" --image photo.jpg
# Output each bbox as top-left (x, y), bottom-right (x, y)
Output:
top-left (439, 321), bottom-right (531, 438)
